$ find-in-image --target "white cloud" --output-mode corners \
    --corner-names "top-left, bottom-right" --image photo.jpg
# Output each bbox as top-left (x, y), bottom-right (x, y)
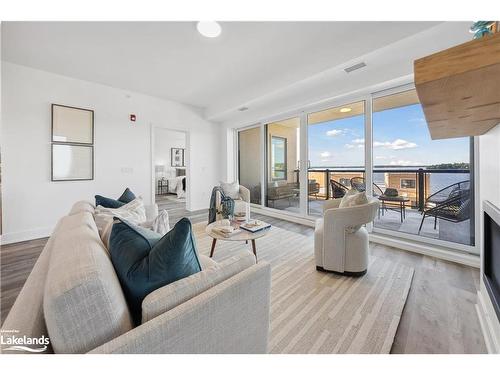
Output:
top-left (326, 129), bottom-right (343, 137)
top-left (374, 139), bottom-right (417, 150)
top-left (345, 138), bottom-right (416, 151)
top-left (389, 159), bottom-right (420, 166)
top-left (320, 151), bottom-right (331, 158)
top-left (408, 117), bottom-right (425, 123)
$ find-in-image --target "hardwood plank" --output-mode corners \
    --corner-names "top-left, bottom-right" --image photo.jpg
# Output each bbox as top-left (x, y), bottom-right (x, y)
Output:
top-left (0, 204), bottom-right (487, 353)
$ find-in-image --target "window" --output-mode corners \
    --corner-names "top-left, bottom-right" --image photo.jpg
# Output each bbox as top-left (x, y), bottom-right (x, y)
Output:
top-left (372, 89), bottom-right (474, 247)
top-left (307, 100), bottom-right (365, 215)
top-left (400, 179), bottom-right (416, 189)
top-left (271, 136), bottom-right (287, 180)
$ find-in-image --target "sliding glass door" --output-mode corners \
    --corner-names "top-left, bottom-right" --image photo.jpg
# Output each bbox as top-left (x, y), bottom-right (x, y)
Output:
top-left (371, 89), bottom-right (475, 246)
top-left (236, 85), bottom-right (476, 252)
top-left (264, 117), bottom-right (301, 213)
top-left (307, 101), bottom-right (365, 215)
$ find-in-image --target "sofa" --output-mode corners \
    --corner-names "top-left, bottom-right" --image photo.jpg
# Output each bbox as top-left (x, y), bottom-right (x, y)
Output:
top-left (1, 200), bottom-right (271, 354)
top-left (267, 180), bottom-right (297, 207)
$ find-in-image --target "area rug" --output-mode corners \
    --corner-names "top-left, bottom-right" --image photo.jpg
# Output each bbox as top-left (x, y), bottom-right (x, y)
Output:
top-left (193, 222), bottom-right (414, 354)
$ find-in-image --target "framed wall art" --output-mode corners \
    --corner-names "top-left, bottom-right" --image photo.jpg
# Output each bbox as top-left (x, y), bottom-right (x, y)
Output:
top-left (51, 104), bottom-right (94, 181)
top-left (171, 148), bottom-right (185, 167)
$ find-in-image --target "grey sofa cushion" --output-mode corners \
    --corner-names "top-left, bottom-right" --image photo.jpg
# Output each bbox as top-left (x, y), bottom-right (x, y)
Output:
top-left (141, 250), bottom-right (256, 323)
top-left (44, 219), bottom-right (133, 353)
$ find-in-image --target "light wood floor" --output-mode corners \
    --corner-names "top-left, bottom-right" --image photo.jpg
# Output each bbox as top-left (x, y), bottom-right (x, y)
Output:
top-left (0, 202), bottom-right (487, 353)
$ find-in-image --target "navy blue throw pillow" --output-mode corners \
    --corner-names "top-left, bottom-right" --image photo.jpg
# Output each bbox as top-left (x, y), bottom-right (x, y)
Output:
top-left (95, 188), bottom-right (136, 208)
top-left (118, 187), bottom-right (136, 203)
top-left (95, 195), bottom-right (125, 208)
top-left (109, 217), bottom-right (201, 325)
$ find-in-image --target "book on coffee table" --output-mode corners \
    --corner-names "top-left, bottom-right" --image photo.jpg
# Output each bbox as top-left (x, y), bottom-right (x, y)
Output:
top-left (240, 221), bottom-right (271, 233)
top-left (211, 226), bottom-right (242, 238)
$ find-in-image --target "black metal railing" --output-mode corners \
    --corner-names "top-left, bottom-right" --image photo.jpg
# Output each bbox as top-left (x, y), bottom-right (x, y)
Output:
top-left (299, 167), bottom-right (471, 211)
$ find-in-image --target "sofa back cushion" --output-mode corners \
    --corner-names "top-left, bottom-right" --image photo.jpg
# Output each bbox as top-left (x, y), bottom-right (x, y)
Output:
top-left (44, 218), bottom-right (133, 353)
top-left (68, 200), bottom-right (95, 216)
top-left (141, 251), bottom-right (256, 323)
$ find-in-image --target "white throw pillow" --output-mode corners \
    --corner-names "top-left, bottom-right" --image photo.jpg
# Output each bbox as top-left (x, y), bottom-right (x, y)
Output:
top-left (95, 197), bottom-right (147, 248)
top-left (338, 190), bottom-right (369, 233)
top-left (220, 181), bottom-right (240, 199)
top-left (339, 189), bottom-right (368, 208)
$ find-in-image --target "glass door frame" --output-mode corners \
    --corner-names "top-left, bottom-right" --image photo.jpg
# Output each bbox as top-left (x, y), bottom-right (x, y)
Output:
top-left (234, 81), bottom-right (479, 255)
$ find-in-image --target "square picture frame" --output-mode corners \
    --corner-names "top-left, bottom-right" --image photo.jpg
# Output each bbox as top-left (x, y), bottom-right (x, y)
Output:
top-left (171, 148), bottom-right (185, 167)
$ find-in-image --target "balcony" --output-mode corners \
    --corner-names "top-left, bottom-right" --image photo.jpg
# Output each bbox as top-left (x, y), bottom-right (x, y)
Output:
top-left (268, 167), bottom-right (474, 246)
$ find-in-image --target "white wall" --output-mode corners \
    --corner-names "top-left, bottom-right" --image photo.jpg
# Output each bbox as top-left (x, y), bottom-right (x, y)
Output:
top-left (1, 62), bottom-right (221, 243)
top-left (478, 122), bottom-right (500, 352)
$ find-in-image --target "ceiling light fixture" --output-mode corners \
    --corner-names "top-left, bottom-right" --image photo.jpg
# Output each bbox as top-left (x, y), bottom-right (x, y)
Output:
top-left (196, 21), bottom-right (221, 38)
top-left (340, 107), bottom-right (352, 113)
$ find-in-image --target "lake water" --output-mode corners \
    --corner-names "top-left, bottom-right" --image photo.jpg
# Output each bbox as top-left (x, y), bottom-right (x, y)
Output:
top-left (373, 171), bottom-right (470, 194)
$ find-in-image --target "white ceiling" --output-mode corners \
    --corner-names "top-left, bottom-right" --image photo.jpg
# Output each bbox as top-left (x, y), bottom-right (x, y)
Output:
top-left (1, 21), bottom-right (472, 125)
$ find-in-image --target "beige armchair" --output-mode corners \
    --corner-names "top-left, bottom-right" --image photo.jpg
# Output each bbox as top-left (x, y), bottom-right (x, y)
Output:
top-left (215, 185), bottom-right (251, 219)
top-left (315, 197), bottom-right (380, 276)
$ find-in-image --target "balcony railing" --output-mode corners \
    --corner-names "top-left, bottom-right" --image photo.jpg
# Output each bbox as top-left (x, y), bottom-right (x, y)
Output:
top-left (302, 167), bottom-right (471, 211)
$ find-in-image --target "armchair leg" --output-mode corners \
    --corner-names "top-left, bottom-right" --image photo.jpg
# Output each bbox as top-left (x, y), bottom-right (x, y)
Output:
top-left (418, 213), bottom-right (426, 234)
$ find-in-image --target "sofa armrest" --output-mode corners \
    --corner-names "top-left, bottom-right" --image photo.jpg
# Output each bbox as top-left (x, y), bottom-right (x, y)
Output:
top-left (322, 198), bottom-right (342, 212)
top-left (89, 262), bottom-right (271, 354)
top-left (239, 185), bottom-right (250, 203)
top-left (141, 250), bottom-right (256, 323)
top-left (324, 200), bottom-right (380, 229)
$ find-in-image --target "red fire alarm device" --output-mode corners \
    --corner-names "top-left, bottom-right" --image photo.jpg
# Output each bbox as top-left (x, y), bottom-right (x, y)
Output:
top-left (130, 114), bottom-right (136, 122)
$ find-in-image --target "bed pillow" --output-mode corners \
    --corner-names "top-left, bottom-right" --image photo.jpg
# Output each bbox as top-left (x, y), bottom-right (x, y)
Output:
top-left (118, 187), bottom-right (137, 203)
top-left (109, 217), bottom-right (201, 325)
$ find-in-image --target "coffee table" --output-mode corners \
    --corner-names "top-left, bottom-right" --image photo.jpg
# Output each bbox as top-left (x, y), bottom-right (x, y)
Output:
top-left (205, 221), bottom-right (271, 261)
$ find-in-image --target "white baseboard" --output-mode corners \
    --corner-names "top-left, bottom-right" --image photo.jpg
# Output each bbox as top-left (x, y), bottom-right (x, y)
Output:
top-left (369, 233), bottom-right (480, 268)
top-left (476, 288), bottom-right (500, 353)
top-left (0, 227), bottom-right (52, 245)
top-left (251, 206), bottom-right (315, 227)
top-left (252, 207), bottom-right (480, 268)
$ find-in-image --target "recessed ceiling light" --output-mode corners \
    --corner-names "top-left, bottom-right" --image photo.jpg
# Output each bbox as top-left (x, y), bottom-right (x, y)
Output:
top-left (196, 21), bottom-right (221, 38)
top-left (340, 107), bottom-right (352, 113)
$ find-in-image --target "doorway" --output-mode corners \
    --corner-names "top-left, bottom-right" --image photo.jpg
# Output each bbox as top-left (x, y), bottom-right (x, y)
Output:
top-left (153, 128), bottom-right (187, 214)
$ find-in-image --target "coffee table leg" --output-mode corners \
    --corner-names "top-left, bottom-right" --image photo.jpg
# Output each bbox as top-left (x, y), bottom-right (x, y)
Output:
top-left (251, 239), bottom-right (257, 262)
top-left (210, 238), bottom-right (217, 258)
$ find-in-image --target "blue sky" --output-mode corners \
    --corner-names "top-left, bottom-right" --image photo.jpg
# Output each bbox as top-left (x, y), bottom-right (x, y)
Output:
top-left (308, 103), bottom-right (470, 167)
